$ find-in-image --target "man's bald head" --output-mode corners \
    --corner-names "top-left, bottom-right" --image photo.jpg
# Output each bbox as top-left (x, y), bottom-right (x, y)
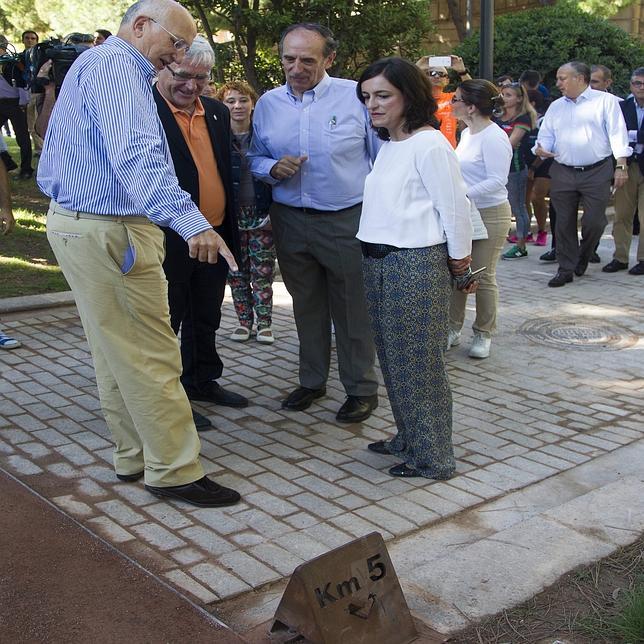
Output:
top-left (118, 0), bottom-right (196, 70)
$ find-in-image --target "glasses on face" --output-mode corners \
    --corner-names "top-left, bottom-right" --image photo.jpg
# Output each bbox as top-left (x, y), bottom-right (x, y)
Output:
top-left (429, 70), bottom-right (448, 78)
top-left (148, 17), bottom-right (189, 51)
top-left (167, 67), bottom-right (210, 82)
top-left (450, 96), bottom-right (465, 104)
top-left (632, 80), bottom-right (644, 88)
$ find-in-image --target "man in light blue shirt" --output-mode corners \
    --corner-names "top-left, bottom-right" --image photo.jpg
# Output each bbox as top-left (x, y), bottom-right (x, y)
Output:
top-left (37, 0), bottom-right (240, 508)
top-left (249, 23), bottom-right (379, 423)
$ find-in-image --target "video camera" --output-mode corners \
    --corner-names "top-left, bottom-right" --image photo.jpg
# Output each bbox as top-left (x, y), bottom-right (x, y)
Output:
top-left (33, 36), bottom-right (92, 94)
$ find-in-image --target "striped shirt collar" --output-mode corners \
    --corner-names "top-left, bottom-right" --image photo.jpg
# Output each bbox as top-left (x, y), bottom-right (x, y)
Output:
top-left (105, 35), bottom-right (157, 83)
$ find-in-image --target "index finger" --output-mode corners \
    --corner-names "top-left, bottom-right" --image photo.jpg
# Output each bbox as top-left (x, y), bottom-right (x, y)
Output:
top-left (219, 246), bottom-right (238, 272)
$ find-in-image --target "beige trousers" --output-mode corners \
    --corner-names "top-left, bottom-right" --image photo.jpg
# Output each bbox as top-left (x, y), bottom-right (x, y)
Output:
top-left (449, 201), bottom-right (512, 337)
top-left (26, 93), bottom-right (43, 152)
top-left (612, 163), bottom-right (644, 263)
top-left (46, 203), bottom-right (203, 487)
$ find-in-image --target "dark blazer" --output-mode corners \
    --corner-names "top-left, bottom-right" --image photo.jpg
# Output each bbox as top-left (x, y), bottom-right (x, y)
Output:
top-left (153, 85), bottom-right (240, 261)
top-left (620, 96), bottom-right (644, 175)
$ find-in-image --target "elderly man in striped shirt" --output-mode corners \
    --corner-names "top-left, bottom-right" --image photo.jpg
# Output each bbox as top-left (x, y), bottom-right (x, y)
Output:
top-left (37, 0), bottom-right (241, 508)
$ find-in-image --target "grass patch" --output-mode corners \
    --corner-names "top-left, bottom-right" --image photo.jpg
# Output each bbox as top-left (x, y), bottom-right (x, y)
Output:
top-left (1, 139), bottom-right (68, 298)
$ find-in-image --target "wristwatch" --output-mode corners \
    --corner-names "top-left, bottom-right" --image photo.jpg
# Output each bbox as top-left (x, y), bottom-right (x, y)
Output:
top-left (457, 68), bottom-right (470, 77)
top-left (615, 164), bottom-right (627, 171)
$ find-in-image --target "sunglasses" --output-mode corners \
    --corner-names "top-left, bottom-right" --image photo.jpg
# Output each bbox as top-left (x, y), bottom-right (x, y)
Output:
top-left (429, 70), bottom-right (448, 78)
top-left (148, 17), bottom-right (189, 52)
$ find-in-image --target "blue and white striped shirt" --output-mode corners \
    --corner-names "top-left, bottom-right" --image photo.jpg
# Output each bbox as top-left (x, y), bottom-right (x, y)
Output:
top-left (37, 36), bottom-right (211, 241)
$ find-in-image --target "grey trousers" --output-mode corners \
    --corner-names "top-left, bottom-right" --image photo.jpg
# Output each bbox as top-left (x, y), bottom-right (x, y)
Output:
top-left (270, 202), bottom-right (378, 396)
top-left (549, 158), bottom-right (613, 273)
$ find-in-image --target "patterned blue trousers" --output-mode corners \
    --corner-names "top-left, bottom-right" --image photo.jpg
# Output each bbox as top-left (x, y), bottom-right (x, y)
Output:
top-left (362, 244), bottom-right (455, 479)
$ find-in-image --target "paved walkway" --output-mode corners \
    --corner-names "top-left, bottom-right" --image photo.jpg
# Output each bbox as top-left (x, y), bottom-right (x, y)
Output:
top-left (1, 235), bottom-right (642, 641)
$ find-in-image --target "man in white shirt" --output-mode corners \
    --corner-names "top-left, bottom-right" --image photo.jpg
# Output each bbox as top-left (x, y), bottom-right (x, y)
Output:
top-left (603, 67), bottom-right (644, 276)
top-left (535, 61), bottom-right (631, 287)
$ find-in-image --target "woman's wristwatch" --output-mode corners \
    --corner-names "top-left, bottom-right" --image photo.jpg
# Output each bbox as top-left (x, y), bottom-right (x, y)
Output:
top-left (457, 68), bottom-right (470, 77)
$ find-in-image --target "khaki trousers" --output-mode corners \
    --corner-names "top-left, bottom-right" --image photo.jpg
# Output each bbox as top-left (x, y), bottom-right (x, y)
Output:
top-left (46, 203), bottom-right (203, 487)
top-left (612, 163), bottom-right (644, 263)
top-left (449, 201), bottom-right (512, 337)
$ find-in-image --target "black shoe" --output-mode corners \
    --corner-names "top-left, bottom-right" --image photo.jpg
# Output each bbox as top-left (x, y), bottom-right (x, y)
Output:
top-left (186, 382), bottom-right (248, 408)
top-left (192, 409), bottom-right (212, 431)
top-left (589, 251), bottom-right (601, 263)
top-left (336, 394), bottom-right (378, 423)
top-left (0, 151), bottom-right (17, 171)
top-left (540, 248), bottom-right (557, 262)
top-left (389, 463), bottom-right (422, 478)
top-left (629, 261), bottom-right (644, 275)
top-left (18, 168), bottom-right (33, 180)
top-left (116, 470), bottom-right (144, 482)
top-left (602, 259), bottom-right (629, 273)
top-left (548, 270), bottom-right (573, 287)
top-left (145, 476), bottom-right (241, 507)
top-left (574, 257), bottom-right (589, 277)
top-left (368, 440), bottom-right (392, 455)
top-left (281, 386), bottom-right (326, 411)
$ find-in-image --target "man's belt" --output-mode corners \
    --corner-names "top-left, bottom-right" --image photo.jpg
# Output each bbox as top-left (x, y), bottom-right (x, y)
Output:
top-left (361, 242), bottom-right (406, 259)
top-left (290, 203), bottom-right (361, 215)
top-left (559, 157), bottom-right (611, 172)
top-left (49, 201), bottom-right (149, 223)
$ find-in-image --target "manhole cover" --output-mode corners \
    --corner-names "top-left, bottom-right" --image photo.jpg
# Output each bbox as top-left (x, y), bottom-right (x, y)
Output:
top-left (518, 317), bottom-right (639, 351)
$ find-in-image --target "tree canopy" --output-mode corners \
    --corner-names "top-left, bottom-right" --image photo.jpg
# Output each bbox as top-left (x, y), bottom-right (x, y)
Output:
top-left (183, 0), bottom-right (434, 93)
top-left (455, 2), bottom-right (644, 96)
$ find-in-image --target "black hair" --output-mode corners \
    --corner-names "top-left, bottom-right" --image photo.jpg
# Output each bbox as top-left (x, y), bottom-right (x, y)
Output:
top-left (95, 29), bottom-right (112, 39)
top-left (21, 31), bottom-right (38, 42)
top-left (519, 69), bottom-right (541, 87)
top-left (279, 23), bottom-right (338, 57)
top-left (458, 79), bottom-right (504, 117)
top-left (357, 57), bottom-right (439, 141)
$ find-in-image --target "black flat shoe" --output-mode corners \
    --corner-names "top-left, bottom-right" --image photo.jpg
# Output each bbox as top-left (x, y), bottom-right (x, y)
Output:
top-left (186, 382), bottom-right (248, 408)
top-left (628, 261), bottom-right (644, 275)
top-left (602, 259), bottom-right (628, 273)
top-left (368, 440), bottom-right (392, 455)
top-left (145, 476), bottom-right (241, 507)
top-left (281, 386), bottom-right (326, 411)
top-left (336, 395), bottom-right (378, 423)
top-left (389, 463), bottom-right (422, 477)
top-left (574, 257), bottom-right (589, 277)
top-left (548, 270), bottom-right (573, 287)
top-left (589, 251), bottom-right (601, 263)
top-left (192, 409), bottom-right (213, 431)
top-left (539, 248), bottom-right (557, 262)
top-left (116, 470), bottom-right (144, 482)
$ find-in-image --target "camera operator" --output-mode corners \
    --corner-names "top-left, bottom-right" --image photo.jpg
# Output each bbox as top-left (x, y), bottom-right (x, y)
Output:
top-left (20, 30), bottom-right (43, 156)
top-left (0, 35), bottom-right (33, 179)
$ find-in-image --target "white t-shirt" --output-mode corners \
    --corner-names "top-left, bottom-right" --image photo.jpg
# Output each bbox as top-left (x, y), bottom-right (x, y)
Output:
top-left (455, 123), bottom-right (513, 209)
top-left (358, 129), bottom-right (472, 259)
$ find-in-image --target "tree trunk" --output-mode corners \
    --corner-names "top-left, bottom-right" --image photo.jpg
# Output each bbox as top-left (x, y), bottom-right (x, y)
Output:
top-left (445, 0), bottom-right (468, 42)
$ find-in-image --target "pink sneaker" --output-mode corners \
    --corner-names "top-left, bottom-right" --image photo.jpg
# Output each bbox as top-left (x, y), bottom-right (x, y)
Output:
top-left (535, 230), bottom-right (548, 246)
top-left (525, 233), bottom-right (535, 243)
top-left (506, 233), bottom-right (518, 243)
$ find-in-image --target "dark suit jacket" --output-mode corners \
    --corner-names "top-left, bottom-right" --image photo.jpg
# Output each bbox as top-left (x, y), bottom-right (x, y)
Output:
top-left (153, 85), bottom-right (240, 261)
top-left (620, 96), bottom-right (644, 175)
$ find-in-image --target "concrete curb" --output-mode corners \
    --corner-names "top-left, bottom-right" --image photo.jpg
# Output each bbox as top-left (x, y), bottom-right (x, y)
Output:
top-left (0, 291), bottom-right (75, 315)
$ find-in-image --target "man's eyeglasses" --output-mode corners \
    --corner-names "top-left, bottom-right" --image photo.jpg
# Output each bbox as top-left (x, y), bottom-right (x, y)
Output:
top-left (148, 17), bottom-right (189, 52)
top-left (631, 80), bottom-right (644, 88)
top-left (429, 70), bottom-right (448, 78)
top-left (167, 67), bottom-right (210, 82)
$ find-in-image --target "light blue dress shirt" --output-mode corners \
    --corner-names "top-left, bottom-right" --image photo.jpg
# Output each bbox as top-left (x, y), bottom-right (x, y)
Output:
top-left (248, 73), bottom-right (380, 211)
top-left (37, 36), bottom-right (211, 241)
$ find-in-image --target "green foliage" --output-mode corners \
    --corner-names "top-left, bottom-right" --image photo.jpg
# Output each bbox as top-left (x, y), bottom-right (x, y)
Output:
top-left (609, 582), bottom-right (644, 643)
top-left (185, 0), bottom-right (433, 93)
top-left (454, 3), bottom-right (644, 96)
top-left (575, 0), bottom-right (639, 19)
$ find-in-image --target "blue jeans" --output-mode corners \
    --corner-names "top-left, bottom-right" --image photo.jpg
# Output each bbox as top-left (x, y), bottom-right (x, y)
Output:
top-left (507, 168), bottom-right (530, 239)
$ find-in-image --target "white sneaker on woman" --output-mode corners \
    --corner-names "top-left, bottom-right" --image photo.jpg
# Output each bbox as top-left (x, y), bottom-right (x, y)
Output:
top-left (469, 332), bottom-right (491, 359)
top-left (446, 329), bottom-right (461, 351)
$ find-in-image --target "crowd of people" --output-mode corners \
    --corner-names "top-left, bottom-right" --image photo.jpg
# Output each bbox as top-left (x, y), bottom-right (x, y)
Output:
top-left (0, 0), bottom-right (642, 508)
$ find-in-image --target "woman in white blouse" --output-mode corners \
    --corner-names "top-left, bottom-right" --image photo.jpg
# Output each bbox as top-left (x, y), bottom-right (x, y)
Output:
top-left (356, 57), bottom-right (474, 479)
top-left (450, 80), bottom-right (513, 359)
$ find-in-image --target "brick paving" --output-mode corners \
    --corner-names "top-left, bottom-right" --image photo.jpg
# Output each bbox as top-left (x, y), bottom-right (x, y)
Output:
top-left (0, 236), bottom-right (643, 616)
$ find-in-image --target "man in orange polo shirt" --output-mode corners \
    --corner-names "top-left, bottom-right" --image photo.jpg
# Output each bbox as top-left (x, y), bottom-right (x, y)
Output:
top-left (416, 55), bottom-right (471, 148)
top-left (154, 36), bottom-right (246, 423)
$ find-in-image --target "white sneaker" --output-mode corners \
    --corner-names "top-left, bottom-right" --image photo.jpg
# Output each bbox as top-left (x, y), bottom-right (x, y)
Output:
top-left (446, 329), bottom-right (461, 351)
top-left (469, 332), bottom-right (491, 359)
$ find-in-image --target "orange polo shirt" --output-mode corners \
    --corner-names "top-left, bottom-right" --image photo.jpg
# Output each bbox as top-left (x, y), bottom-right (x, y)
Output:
top-left (164, 96), bottom-right (226, 226)
top-left (435, 91), bottom-right (457, 149)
